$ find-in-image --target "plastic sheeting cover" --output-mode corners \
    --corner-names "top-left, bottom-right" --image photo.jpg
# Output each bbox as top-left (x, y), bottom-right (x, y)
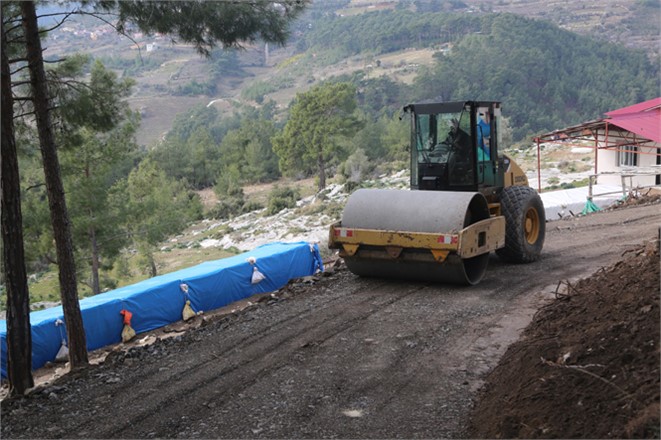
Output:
top-left (540, 185), bottom-right (622, 220)
top-left (1, 242), bottom-right (323, 378)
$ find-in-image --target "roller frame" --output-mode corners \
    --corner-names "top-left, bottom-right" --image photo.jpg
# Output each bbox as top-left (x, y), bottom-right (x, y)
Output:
top-left (329, 215), bottom-right (506, 263)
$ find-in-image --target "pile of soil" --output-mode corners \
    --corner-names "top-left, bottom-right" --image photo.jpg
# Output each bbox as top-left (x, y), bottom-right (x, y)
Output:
top-left (609, 188), bottom-right (661, 210)
top-left (468, 240), bottom-right (660, 439)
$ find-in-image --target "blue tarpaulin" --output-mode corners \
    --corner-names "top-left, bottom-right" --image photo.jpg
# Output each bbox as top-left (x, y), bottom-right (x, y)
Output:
top-left (1, 242), bottom-right (323, 378)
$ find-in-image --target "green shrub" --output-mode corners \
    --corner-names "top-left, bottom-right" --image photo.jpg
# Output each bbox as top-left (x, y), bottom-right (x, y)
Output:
top-left (210, 197), bottom-right (245, 220)
top-left (209, 186), bottom-right (246, 220)
top-left (225, 246), bottom-right (241, 254)
top-left (243, 200), bottom-right (264, 213)
top-left (266, 185), bottom-right (300, 215)
top-left (339, 148), bottom-right (371, 183)
top-left (343, 180), bottom-right (362, 193)
top-left (544, 178), bottom-right (590, 191)
top-left (299, 200), bottom-right (327, 216)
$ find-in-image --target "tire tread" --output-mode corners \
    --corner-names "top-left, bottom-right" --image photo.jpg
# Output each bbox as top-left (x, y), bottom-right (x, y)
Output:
top-left (496, 185), bottom-right (545, 263)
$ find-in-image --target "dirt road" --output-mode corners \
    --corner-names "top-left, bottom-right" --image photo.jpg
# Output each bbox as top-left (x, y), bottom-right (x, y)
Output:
top-left (2, 203), bottom-right (660, 439)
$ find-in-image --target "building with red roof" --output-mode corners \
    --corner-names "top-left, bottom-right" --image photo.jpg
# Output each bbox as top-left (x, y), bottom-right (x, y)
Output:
top-left (536, 98), bottom-right (661, 188)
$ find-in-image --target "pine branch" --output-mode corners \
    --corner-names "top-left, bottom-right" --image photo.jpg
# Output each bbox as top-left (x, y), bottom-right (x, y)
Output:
top-left (7, 57), bottom-right (28, 64)
top-left (77, 10), bottom-right (144, 63)
top-left (37, 11), bottom-right (76, 34)
top-left (25, 182), bottom-right (46, 192)
top-left (43, 58), bottom-right (67, 64)
top-left (44, 253), bottom-right (58, 266)
top-left (3, 23), bottom-right (23, 35)
top-left (10, 80), bottom-right (31, 88)
top-left (13, 112), bottom-right (35, 120)
top-left (10, 64), bottom-right (30, 75)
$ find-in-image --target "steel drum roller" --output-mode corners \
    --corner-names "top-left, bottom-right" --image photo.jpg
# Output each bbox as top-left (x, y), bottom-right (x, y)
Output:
top-left (340, 189), bottom-right (491, 285)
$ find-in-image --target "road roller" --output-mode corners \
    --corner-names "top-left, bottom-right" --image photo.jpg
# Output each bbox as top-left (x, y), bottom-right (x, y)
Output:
top-left (328, 101), bottom-right (545, 285)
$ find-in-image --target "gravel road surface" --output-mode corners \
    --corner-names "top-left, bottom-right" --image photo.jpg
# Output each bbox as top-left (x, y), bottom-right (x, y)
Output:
top-left (2, 203), bottom-right (660, 439)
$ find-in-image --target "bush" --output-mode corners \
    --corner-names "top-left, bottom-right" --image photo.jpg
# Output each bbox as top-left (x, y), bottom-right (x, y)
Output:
top-left (339, 148), bottom-right (372, 184)
top-left (241, 80), bottom-right (277, 102)
top-left (210, 199), bottom-right (243, 220)
top-left (243, 200), bottom-right (264, 213)
top-left (544, 178), bottom-right (590, 191)
top-left (343, 180), bottom-right (362, 193)
top-left (266, 185), bottom-right (300, 215)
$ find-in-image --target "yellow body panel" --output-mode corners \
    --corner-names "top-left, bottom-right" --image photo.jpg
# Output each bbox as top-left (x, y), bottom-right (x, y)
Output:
top-left (502, 153), bottom-right (528, 187)
top-left (329, 216), bottom-right (505, 263)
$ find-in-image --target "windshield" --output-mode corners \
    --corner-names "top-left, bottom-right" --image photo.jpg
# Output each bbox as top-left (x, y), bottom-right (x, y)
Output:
top-left (411, 106), bottom-right (475, 188)
top-left (415, 109), bottom-right (469, 164)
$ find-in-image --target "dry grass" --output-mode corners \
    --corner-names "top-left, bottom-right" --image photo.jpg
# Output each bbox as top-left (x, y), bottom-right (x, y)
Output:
top-left (155, 247), bottom-right (236, 273)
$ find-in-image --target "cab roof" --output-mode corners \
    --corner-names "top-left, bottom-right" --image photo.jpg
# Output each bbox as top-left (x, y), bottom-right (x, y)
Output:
top-left (403, 101), bottom-right (501, 115)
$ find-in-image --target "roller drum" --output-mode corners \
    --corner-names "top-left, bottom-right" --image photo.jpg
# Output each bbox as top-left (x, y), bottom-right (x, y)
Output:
top-left (341, 189), bottom-right (491, 285)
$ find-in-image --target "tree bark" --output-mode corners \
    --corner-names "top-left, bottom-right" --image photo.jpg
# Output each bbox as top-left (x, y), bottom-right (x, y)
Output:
top-left (149, 252), bottom-right (157, 278)
top-left (1, 14), bottom-right (35, 396)
top-left (317, 151), bottom-right (326, 191)
top-left (21, 1), bottom-right (88, 368)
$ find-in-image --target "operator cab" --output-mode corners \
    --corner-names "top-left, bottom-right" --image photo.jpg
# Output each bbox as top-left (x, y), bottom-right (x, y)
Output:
top-left (404, 101), bottom-right (510, 195)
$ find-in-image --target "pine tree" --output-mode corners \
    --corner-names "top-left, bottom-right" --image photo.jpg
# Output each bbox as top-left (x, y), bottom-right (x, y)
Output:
top-left (273, 82), bottom-right (361, 190)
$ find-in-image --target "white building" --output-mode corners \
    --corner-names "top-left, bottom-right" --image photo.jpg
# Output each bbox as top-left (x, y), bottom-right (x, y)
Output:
top-left (537, 97), bottom-right (661, 188)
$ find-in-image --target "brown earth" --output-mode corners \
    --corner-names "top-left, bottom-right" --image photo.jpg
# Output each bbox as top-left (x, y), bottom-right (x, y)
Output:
top-left (468, 240), bottom-right (660, 439)
top-left (1, 202), bottom-right (660, 439)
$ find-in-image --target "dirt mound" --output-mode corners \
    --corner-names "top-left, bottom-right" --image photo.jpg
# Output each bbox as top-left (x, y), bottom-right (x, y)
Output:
top-left (468, 239), bottom-right (660, 439)
top-left (609, 187), bottom-right (661, 210)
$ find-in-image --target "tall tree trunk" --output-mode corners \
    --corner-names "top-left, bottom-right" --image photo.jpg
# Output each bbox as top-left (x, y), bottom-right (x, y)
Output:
top-left (317, 151), bottom-right (326, 191)
top-left (1, 15), bottom-right (34, 396)
top-left (90, 225), bottom-right (100, 295)
top-left (148, 249), bottom-right (158, 278)
top-left (21, 1), bottom-right (88, 368)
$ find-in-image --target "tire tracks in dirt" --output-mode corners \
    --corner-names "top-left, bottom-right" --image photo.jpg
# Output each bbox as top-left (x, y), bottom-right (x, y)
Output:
top-left (89, 281), bottom-right (431, 437)
top-left (2, 203), bottom-right (660, 439)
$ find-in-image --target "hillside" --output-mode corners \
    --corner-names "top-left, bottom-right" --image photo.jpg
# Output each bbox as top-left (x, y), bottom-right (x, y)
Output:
top-left (16, 0), bottom-right (660, 308)
top-left (40, 0), bottom-right (660, 148)
top-left (461, 0), bottom-right (660, 54)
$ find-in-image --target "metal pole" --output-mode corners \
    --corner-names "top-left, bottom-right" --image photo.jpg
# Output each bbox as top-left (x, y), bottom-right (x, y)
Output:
top-left (536, 137), bottom-right (541, 192)
top-left (594, 134), bottom-right (599, 175)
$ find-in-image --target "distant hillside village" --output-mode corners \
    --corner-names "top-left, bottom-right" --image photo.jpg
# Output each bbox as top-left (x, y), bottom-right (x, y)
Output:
top-left (55, 23), bottom-right (165, 52)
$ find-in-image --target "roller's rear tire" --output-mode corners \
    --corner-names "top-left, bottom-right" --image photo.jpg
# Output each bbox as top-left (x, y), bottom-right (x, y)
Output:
top-left (496, 186), bottom-right (545, 263)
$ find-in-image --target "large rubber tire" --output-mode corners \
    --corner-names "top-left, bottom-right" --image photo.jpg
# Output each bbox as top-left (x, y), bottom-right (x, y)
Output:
top-left (496, 185), bottom-right (545, 263)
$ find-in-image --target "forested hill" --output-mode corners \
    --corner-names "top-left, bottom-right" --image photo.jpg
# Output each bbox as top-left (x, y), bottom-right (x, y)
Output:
top-left (12, 1), bottom-right (660, 304)
top-left (295, 9), bottom-right (659, 140)
top-left (299, 9), bottom-right (482, 60)
top-left (412, 12), bottom-right (659, 138)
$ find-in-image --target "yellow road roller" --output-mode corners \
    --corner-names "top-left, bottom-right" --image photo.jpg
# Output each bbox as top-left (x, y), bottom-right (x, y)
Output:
top-left (329, 101), bottom-right (545, 285)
